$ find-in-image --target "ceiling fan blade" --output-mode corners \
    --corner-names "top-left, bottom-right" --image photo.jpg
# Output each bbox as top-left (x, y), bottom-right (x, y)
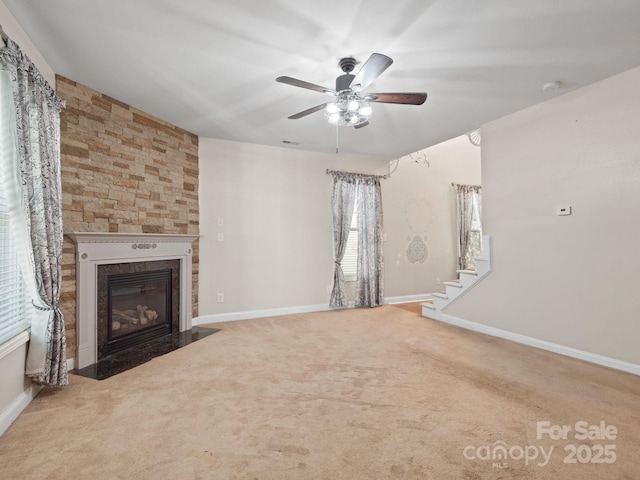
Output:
top-left (288, 103), bottom-right (327, 119)
top-left (354, 121), bottom-right (369, 129)
top-left (366, 92), bottom-right (427, 105)
top-left (276, 76), bottom-right (337, 96)
top-left (350, 53), bottom-right (393, 91)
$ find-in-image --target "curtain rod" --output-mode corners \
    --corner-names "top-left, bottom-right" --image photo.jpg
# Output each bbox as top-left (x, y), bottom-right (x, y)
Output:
top-left (452, 182), bottom-right (481, 188)
top-left (326, 168), bottom-right (388, 180)
top-left (0, 27), bottom-right (66, 110)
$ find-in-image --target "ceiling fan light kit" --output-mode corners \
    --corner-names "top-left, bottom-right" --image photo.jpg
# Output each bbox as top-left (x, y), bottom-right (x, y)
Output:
top-left (325, 95), bottom-right (372, 127)
top-left (276, 53), bottom-right (427, 129)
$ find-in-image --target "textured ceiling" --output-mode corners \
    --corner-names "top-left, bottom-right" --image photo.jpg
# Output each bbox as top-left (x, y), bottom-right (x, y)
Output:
top-left (4, 0), bottom-right (640, 159)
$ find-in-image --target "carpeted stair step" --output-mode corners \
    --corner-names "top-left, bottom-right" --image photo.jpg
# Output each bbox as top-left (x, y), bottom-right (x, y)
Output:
top-left (422, 236), bottom-right (493, 321)
top-left (421, 299), bottom-right (436, 310)
top-left (457, 269), bottom-right (477, 276)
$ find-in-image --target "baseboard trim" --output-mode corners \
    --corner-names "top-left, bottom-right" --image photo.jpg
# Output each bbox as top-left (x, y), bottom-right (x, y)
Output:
top-left (437, 313), bottom-right (640, 377)
top-left (0, 383), bottom-right (43, 437)
top-left (385, 294), bottom-right (433, 304)
top-left (193, 303), bottom-right (335, 325)
top-left (194, 296), bottom-right (436, 325)
top-left (66, 357), bottom-right (76, 372)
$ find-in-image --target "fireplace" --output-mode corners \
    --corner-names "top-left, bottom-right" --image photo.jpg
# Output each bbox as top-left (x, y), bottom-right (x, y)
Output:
top-left (97, 260), bottom-right (180, 360)
top-left (67, 233), bottom-right (198, 369)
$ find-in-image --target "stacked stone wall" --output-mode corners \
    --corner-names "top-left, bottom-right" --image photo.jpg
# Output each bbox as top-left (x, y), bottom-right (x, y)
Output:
top-left (57, 76), bottom-right (199, 357)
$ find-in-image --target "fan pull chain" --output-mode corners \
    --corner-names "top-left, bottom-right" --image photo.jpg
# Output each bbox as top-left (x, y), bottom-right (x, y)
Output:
top-left (335, 124), bottom-right (339, 154)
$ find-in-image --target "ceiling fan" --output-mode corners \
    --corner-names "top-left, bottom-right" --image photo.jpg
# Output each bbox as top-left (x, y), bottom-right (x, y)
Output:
top-left (276, 53), bottom-right (427, 129)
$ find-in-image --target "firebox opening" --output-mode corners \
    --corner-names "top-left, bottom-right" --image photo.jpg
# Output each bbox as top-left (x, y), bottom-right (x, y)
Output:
top-left (97, 260), bottom-right (181, 361)
top-left (107, 269), bottom-right (172, 356)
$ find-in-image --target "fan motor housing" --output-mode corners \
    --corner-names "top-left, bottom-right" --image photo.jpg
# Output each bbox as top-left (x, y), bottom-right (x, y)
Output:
top-left (336, 57), bottom-right (357, 92)
top-left (339, 57), bottom-right (357, 72)
top-left (336, 74), bottom-right (355, 92)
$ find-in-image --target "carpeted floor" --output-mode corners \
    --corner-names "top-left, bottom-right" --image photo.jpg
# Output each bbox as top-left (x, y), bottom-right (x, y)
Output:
top-left (388, 301), bottom-right (423, 315)
top-left (1, 305), bottom-right (638, 479)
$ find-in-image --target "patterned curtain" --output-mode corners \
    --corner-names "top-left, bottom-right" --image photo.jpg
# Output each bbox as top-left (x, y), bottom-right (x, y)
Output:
top-left (329, 172), bottom-right (357, 307)
top-left (455, 184), bottom-right (482, 271)
top-left (329, 170), bottom-right (384, 308)
top-left (0, 38), bottom-right (68, 386)
top-left (355, 176), bottom-right (384, 307)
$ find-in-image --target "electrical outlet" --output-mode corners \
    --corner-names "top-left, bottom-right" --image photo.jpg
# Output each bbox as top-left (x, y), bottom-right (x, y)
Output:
top-left (217, 232), bottom-right (224, 242)
top-left (217, 217), bottom-right (224, 227)
top-left (326, 285), bottom-right (332, 294)
top-left (436, 277), bottom-right (441, 286)
top-left (217, 293), bottom-right (224, 303)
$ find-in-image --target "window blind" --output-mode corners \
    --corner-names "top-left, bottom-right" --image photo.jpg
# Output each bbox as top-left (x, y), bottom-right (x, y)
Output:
top-left (464, 194), bottom-right (483, 270)
top-left (342, 205), bottom-right (358, 282)
top-left (0, 174), bottom-right (31, 345)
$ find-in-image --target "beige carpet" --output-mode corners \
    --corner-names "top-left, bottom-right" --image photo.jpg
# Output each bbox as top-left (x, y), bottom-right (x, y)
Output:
top-left (1, 305), bottom-right (639, 479)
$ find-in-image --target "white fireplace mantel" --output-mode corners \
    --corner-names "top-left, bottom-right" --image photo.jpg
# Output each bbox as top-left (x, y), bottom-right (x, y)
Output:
top-left (67, 232), bottom-right (199, 369)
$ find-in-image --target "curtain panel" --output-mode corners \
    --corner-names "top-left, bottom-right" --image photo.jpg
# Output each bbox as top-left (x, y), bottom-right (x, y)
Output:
top-left (329, 172), bottom-right (357, 307)
top-left (355, 176), bottom-right (384, 307)
top-left (0, 37), bottom-right (68, 386)
top-left (330, 171), bottom-right (384, 308)
top-left (455, 184), bottom-right (482, 271)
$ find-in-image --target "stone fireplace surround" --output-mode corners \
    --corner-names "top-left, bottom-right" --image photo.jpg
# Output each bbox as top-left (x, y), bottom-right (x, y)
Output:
top-left (67, 233), bottom-right (198, 369)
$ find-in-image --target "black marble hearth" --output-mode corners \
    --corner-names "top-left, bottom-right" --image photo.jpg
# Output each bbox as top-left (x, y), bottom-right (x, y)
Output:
top-left (70, 326), bottom-right (220, 380)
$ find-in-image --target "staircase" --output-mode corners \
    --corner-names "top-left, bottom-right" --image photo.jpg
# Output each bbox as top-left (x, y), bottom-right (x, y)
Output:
top-left (421, 235), bottom-right (492, 320)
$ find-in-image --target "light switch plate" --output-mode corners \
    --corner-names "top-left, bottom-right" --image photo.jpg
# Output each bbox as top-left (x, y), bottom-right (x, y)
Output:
top-left (556, 205), bottom-right (572, 216)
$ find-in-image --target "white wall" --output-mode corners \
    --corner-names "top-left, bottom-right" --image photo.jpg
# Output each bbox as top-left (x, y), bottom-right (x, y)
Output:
top-left (383, 135), bottom-right (481, 298)
top-left (197, 138), bottom-right (389, 317)
top-left (448, 65), bottom-right (640, 366)
top-left (0, 337), bottom-right (37, 435)
top-left (0, 0), bottom-right (53, 434)
top-left (198, 135), bottom-right (480, 318)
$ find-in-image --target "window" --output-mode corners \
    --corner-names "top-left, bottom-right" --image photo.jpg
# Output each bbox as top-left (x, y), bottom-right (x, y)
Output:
top-left (342, 203), bottom-right (358, 281)
top-left (464, 194), bottom-right (482, 270)
top-left (0, 179), bottom-right (31, 345)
